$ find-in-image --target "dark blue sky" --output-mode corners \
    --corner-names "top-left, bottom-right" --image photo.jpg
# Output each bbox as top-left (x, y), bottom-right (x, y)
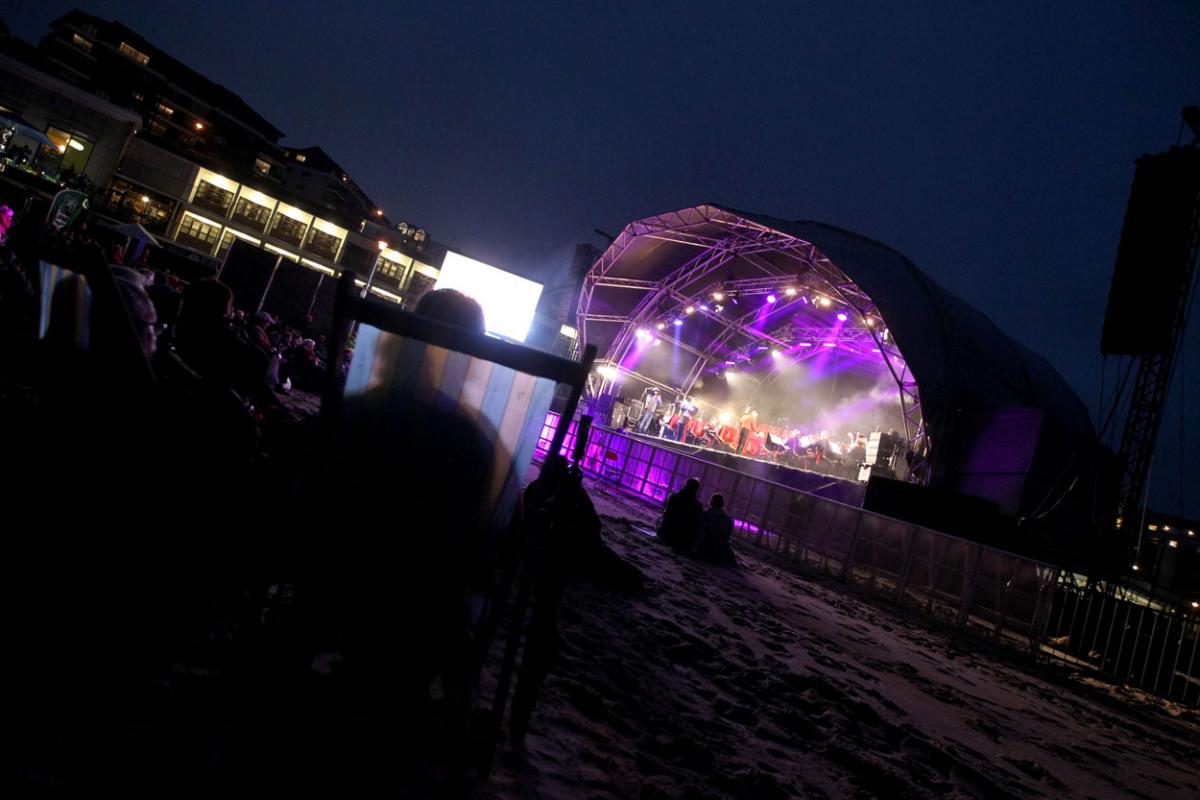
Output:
top-left (11, 2), bottom-right (1200, 515)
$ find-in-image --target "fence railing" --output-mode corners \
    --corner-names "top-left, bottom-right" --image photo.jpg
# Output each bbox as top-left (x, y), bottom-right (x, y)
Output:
top-left (1041, 581), bottom-right (1200, 706)
top-left (535, 412), bottom-right (1200, 707)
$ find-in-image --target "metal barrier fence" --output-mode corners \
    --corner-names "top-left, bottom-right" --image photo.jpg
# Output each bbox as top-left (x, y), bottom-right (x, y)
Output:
top-left (535, 414), bottom-right (1059, 654)
top-left (535, 413), bottom-right (1200, 706)
top-left (1041, 581), bottom-right (1200, 706)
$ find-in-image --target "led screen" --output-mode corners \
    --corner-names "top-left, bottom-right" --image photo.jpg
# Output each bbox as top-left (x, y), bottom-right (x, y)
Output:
top-left (434, 251), bottom-right (543, 342)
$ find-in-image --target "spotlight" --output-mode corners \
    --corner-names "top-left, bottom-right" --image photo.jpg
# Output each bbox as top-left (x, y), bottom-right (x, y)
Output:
top-left (1193, 601), bottom-right (1199, 609)
top-left (673, 318), bottom-right (683, 326)
top-left (766, 294), bottom-right (777, 304)
top-left (656, 322), bottom-right (666, 330)
top-left (699, 304), bottom-right (709, 312)
top-left (652, 338), bottom-right (661, 347)
top-left (798, 342), bottom-right (813, 348)
top-left (822, 342), bottom-right (835, 348)
top-left (685, 306), bottom-right (695, 315)
top-left (724, 371), bottom-right (735, 380)
top-left (597, 365), bottom-right (618, 380)
top-left (140, 195), bottom-right (150, 203)
top-left (713, 304), bottom-right (723, 312)
top-left (719, 411), bottom-right (732, 424)
top-left (819, 297), bottom-right (831, 308)
top-left (712, 292), bottom-right (724, 301)
top-left (1132, 564), bottom-right (1140, 571)
top-left (771, 349), bottom-right (782, 359)
top-left (836, 312), bottom-right (848, 322)
top-left (785, 287), bottom-right (797, 297)
top-left (866, 318), bottom-right (875, 327)
top-left (636, 328), bottom-right (649, 339)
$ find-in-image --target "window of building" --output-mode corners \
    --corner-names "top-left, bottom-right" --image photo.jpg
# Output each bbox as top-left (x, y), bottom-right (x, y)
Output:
top-left (71, 33), bottom-right (93, 53)
top-left (148, 120), bottom-right (167, 137)
top-left (270, 214), bottom-right (307, 247)
top-left (101, 180), bottom-right (175, 233)
top-left (119, 42), bottom-right (151, 66)
top-left (231, 196), bottom-right (273, 231)
top-left (406, 270), bottom-right (437, 298)
top-left (304, 219), bottom-right (346, 261)
top-left (175, 212), bottom-right (221, 254)
top-left (305, 228), bottom-right (343, 260)
top-left (155, 102), bottom-right (174, 117)
top-left (254, 158), bottom-right (271, 175)
top-left (132, 90), bottom-right (144, 102)
top-left (192, 179), bottom-right (235, 215)
top-left (43, 127), bottom-right (94, 176)
top-left (295, 153), bottom-right (307, 163)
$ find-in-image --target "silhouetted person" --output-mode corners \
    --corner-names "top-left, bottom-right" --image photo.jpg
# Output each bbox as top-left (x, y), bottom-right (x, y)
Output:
top-left (175, 278), bottom-right (272, 404)
top-left (695, 493), bottom-right (735, 565)
top-left (414, 287), bottom-right (486, 332)
top-left (658, 477), bottom-right (702, 550)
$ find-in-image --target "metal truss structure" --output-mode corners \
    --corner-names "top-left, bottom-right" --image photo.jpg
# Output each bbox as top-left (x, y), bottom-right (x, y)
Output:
top-left (576, 205), bottom-right (927, 474)
top-left (1112, 155), bottom-right (1200, 571)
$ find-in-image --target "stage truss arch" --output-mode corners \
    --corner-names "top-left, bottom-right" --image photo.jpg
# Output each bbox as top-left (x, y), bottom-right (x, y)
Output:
top-left (576, 205), bottom-right (928, 476)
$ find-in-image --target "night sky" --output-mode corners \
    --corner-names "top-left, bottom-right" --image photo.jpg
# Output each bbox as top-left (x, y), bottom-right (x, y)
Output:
top-left (11, 2), bottom-right (1200, 515)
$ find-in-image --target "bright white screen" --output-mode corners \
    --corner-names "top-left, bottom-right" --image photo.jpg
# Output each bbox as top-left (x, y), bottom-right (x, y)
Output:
top-left (434, 251), bottom-right (543, 342)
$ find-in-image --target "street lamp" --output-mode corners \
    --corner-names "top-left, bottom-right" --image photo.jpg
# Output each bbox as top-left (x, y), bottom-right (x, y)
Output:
top-left (362, 239), bottom-right (388, 297)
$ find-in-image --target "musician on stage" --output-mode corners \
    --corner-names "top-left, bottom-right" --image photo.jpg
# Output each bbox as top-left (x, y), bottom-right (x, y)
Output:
top-left (675, 395), bottom-right (697, 441)
top-left (684, 411), bottom-right (707, 445)
top-left (737, 409), bottom-right (759, 455)
top-left (637, 388), bottom-right (662, 434)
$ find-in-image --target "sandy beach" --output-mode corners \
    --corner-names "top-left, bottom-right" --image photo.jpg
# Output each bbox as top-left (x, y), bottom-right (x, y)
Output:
top-left (483, 483), bottom-right (1200, 800)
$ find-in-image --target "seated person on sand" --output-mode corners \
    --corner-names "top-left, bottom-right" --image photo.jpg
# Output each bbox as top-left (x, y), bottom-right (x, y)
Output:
top-left (657, 477), bottom-right (702, 550)
top-left (694, 493), bottom-right (736, 566)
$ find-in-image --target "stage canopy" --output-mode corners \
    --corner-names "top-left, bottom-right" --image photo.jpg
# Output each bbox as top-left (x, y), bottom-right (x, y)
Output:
top-left (577, 204), bottom-right (1096, 498)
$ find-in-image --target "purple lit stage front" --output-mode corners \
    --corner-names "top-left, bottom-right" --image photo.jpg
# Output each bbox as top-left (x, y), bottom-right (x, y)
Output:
top-left (535, 411), bottom-right (868, 509)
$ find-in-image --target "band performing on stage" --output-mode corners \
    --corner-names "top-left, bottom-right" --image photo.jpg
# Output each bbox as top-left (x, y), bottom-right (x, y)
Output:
top-left (628, 388), bottom-right (904, 480)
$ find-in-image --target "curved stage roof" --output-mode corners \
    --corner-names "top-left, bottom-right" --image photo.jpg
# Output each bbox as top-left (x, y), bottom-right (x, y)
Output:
top-left (578, 204), bottom-right (1097, 514)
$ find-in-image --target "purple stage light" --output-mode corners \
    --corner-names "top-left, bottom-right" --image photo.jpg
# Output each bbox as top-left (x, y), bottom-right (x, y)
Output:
top-left (836, 312), bottom-right (848, 322)
top-left (766, 294), bottom-right (777, 304)
top-left (823, 342), bottom-right (836, 348)
top-left (673, 318), bottom-right (683, 326)
top-left (799, 342), bottom-right (813, 347)
top-left (800, 296), bottom-right (809, 304)
top-left (699, 304), bottom-right (709, 311)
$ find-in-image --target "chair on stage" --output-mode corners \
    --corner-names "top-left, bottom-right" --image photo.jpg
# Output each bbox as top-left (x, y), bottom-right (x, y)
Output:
top-left (309, 270), bottom-right (595, 777)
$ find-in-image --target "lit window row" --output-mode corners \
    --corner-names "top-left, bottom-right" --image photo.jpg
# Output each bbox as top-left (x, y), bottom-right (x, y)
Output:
top-left (185, 168), bottom-right (347, 261)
